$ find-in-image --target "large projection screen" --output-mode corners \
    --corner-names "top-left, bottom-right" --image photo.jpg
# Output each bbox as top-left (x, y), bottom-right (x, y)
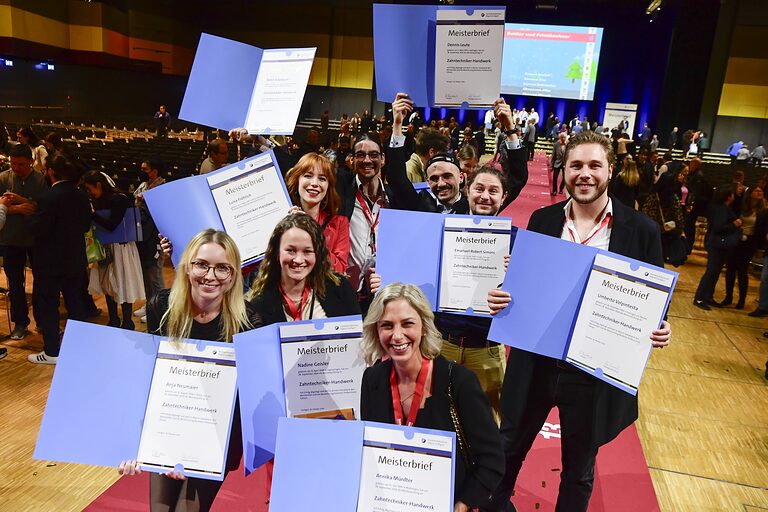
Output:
top-left (500, 23), bottom-right (604, 101)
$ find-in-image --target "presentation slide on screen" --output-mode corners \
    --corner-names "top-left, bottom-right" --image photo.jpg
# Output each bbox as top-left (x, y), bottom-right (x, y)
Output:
top-left (500, 23), bottom-right (604, 101)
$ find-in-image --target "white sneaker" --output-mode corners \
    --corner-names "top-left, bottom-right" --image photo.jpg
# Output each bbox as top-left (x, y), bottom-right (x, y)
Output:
top-left (28, 351), bottom-right (58, 365)
top-left (134, 305), bottom-right (146, 317)
top-left (140, 315), bottom-right (147, 324)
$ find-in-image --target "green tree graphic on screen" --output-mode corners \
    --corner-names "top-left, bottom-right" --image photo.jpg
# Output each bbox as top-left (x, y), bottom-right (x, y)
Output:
top-left (566, 59), bottom-right (582, 83)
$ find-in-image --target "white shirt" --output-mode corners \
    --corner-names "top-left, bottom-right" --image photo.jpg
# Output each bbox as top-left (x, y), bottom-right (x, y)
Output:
top-left (348, 175), bottom-right (388, 292)
top-left (561, 198), bottom-right (613, 250)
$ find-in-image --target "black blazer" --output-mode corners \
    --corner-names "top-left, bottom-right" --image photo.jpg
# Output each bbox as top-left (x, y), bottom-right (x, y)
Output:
top-left (705, 203), bottom-right (739, 250)
top-left (361, 355), bottom-right (504, 508)
top-left (500, 197), bottom-right (663, 449)
top-left (31, 180), bottom-right (91, 277)
top-left (336, 166), bottom-right (394, 220)
top-left (247, 276), bottom-right (360, 326)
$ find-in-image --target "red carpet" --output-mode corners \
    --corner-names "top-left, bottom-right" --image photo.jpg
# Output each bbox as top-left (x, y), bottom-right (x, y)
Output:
top-left (87, 152), bottom-right (659, 510)
top-left (500, 150), bottom-right (565, 228)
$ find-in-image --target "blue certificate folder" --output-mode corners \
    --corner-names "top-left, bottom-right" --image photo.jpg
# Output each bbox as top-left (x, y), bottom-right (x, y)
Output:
top-left (143, 151), bottom-right (290, 267)
top-left (93, 207), bottom-right (142, 244)
top-left (179, 33), bottom-right (314, 134)
top-left (376, 208), bottom-right (513, 317)
top-left (233, 315), bottom-right (363, 474)
top-left (269, 418), bottom-right (456, 512)
top-left (488, 229), bottom-right (678, 394)
top-left (34, 321), bottom-right (238, 481)
top-left (373, 3), bottom-right (504, 108)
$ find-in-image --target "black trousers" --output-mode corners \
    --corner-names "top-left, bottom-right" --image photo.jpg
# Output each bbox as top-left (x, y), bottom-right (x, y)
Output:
top-left (3, 245), bottom-right (33, 327)
top-left (526, 141), bottom-right (536, 160)
top-left (33, 272), bottom-right (85, 357)
top-left (725, 238), bottom-right (754, 301)
top-left (695, 247), bottom-right (729, 303)
top-left (491, 362), bottom-right (598, 512)
top-left (552, 165), bottom-right (565, 194)
top-left (149, 474), bottom-right (223, 512)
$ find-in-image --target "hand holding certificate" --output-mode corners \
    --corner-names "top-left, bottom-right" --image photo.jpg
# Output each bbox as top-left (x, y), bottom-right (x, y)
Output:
top-left (144, 151), bottom-right (292, 267)
top-left (35, 322), bottom-right (239, 481)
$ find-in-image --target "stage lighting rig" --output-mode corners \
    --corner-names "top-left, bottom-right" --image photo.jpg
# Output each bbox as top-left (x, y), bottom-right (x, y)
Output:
top-left (535, 0), bottom-right (558, 11)
top-left (646, 0), bottom-right (664, 15)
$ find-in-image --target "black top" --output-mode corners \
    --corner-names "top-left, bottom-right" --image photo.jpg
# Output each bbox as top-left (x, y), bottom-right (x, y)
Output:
top-left (247, 275), bottom-right (360, 326)
top-left (92, 192), bottom-right (131, 232)
top-left (705, 203), bottom-right (739, 250)
top-left (146, 289), bottom-right (262, 473)
top-left (32, 181), bottom-right (91, 277)
top-left (360, 355), bottom-right (504, 508)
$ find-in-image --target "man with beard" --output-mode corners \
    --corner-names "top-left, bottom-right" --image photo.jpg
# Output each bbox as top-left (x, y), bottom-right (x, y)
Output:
top-left (27, 154), bottom-right (91, 364)
top-left (486, 131), bottom-right (672, 511)
top-left (386, 93), bottom-right (528, 215)
top-left (336, 134), bottom-right (394, 313)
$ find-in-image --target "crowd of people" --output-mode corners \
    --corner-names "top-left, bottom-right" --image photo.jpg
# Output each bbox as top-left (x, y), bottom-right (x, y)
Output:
top-left (3, 89), bottom-right (768, 512)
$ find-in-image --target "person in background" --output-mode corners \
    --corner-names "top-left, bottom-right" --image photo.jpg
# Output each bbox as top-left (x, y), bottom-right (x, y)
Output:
top-left (405, 128), bottom-right (451, 184)
top-left (751, 143), bottom-right (766, 166)
top-left (0, 144), bottom-right (47, 341)
top-left (16, 127), bottom-right (48, 173)
top-left (693, 186), bottom-right (741, 310)
top-left (360, 282), bottom-right (504, 512)
top-left (0, 194), bottom-right (8, 360)
top-left (721, 186), bottom-right (766, 309)
top-left (610, 154), bottom-right (640, 209)
top-left (27, 154), bottom-right (91, 365)
top-left (199, 138), bottom-right (228, 174)
top-left (550, 132), bottom-right (567, 196)
top-left (683, 158), bottom-right (710, 253)
top-left (457, 144), bottom-right (479, 196)
top-left (133, 158), bottom-right (167, 322)
top-left (83, 171), bottom-right (145, 329)
top-left (284, 153), bottom-right (350, 274)
top-left (650, 134), bottom-right (659, 152)
top-left (154, 105), bottom-right (171, 138)
top-left (119, 229), bottom-right (257, 512)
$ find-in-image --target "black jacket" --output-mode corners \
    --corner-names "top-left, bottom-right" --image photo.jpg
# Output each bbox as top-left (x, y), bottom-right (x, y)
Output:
top-left (32, 180), bottom-right (91, 277)
top-left (247, 276), bottom-right (360, 326)
top-left (336, 166), bottom-right (395, 220)
top-left (500, 197), bottom-right (663, 449)
top-left (361, 355), bottom-right (504, 508)
top-left (705, 203), bottom-right (739, 250)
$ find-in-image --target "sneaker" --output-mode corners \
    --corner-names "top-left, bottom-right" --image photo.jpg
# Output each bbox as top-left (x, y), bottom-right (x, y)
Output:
top-left (134, 305), bottom-right (146, 317)
top-left (748, 308), bottom-right (768, 318)
top-left (140, 315), bottom-right (147, 324)
top-left (693, 299), bottom-right (711, 311)
top-left (0, 347), bottom-right (7, 360)
top-left (10, 324), bottom-right (29, 340)
top-left (27, 351), bottom-right (58, 365)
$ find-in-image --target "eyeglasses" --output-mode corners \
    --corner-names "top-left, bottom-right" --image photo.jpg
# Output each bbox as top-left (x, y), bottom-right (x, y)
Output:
top-left (354, 151), bottom-right (381, 161)
top-left (189, 260), bottom-right (234, 280)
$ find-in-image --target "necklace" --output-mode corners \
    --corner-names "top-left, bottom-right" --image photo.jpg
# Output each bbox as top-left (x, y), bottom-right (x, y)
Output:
top-left (399, 390), bottom-right (416, 404)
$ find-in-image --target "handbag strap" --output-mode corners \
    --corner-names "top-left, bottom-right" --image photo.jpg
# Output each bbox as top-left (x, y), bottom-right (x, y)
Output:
top-left (656, 193), bottom-right (666, 224)
top-left (447, 361), bottom-right (474, 470)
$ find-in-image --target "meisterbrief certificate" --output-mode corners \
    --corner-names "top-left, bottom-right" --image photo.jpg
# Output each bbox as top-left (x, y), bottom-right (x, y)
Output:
top-left (243, 48), bottom-right (316, 134)
top-left (438, 216), bottom-right (512, 315)
top-left (279, 318), bottom-right (366, 420)
top-left (356, 425), bottom-right (454, 512)
top-left (137, 339), bottom-right (238, 480)
top-left (434, 8), bottom-right (506, 108)
top-left (566, 252), bottom-right (675, 392)
top-left (207, 152), bottom-right (292, 265)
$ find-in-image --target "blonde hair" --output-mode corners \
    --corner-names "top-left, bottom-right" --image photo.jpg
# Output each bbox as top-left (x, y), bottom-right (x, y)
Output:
top-left (161, 229), bottom-right (249, 342)
top-left (360, 283), bottom-right (443, 365)
top-left (618, 160), bottom-right (640, 188)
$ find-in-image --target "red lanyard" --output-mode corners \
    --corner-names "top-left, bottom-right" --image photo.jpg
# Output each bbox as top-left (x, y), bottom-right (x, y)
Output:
top-left (279, 284), bottom-right (311, 321)
top-left (390, 357), bottom-right (431, 427)
top-left (355, 190), bottom-right (381, 252)
top-left (567, 212), bottom-right (612, 246)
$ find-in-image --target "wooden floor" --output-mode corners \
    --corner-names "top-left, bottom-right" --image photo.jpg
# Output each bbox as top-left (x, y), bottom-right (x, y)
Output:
top-left (1, 253), bottom-right (767, 511)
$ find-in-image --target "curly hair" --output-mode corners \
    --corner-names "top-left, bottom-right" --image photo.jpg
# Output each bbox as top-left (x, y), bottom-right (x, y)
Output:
top-left (248, 213), bottom-right (340, 299)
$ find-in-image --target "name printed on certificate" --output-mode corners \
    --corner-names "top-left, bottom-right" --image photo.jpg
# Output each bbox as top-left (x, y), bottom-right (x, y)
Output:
top-left (434, 9), bottom-right (506, 108)
top-left (207, 153), bottom-right (292, 265)
top-left (357, 425), bottom-right (454, 512)
top-left (566, 253), bottom-right (675, 392)
top-left (243, 48), bottom-right (316, 134)
top-left (137, 340), bottom-right (238, 480)
top-left (279, 318), bottom-right (366, 420)
top-left (439, 216), bottom-right (512, 315)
